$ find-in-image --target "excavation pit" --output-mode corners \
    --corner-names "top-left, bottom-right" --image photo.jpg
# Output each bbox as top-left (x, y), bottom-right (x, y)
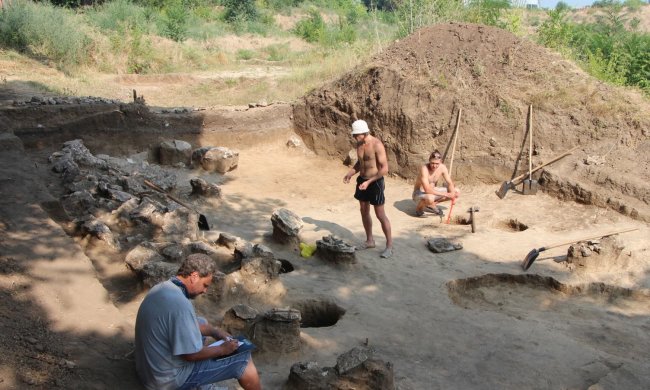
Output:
top-left (291, 299), bottom-right (346, 328)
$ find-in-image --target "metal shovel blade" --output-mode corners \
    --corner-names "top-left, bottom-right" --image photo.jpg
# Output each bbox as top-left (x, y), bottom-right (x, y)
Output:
top-left (496, 181), bottom-right (512, 199)
top-left (522, 248), bottom-right (541, 270)
top-left (522, 179), bottom-right (538, 195)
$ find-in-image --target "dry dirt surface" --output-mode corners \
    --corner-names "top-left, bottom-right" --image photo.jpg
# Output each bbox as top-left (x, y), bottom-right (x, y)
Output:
top-left (1, 22), bottom-right (650, 390)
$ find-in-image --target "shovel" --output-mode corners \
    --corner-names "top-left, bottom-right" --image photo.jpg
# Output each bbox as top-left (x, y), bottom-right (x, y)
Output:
top-left (144, 179), bottom-right (210, 231)
top-left (522, 105), bottom-right (538, 195)
top-left (496, 146), bottom-right (579, 199)
top-left (521, 227), bottom-right (638, 271)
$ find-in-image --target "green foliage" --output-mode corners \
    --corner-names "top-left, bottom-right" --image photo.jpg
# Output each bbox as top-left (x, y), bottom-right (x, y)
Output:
top-left (160, 0), bottom-right (189, 41)
top-left (0, 0), bottom-right (91, 70)
top-left (263, 43), bottom-right (291, 61)
top-left (362, 0), bottom-right (398, 11)
top-left (466, 0), bottom-right (511, 28)
top-left (236, 48), bottom-right (255, 60)
top-left (262, 0), bottom-right (307, 11)
top-left (125, 26), bottom-right (154, 73)
top-left (86, 0), bottom-right (154, 33)
top-left (592, 0), bottom-right (620, 8)
top-left (537, 6), bottom-right (650, 95)
top-left (555, 1), bottom-right (570, 11)
top-left (623, 0), bottom-right (645, 10)
top-left (293, 9), bottom-right (325, 43)
top-left (537, 8), bottom-right (572, 49)
top-left (393, 0), bottom-right (466, 38)
top-left (223, 0), bottom-right (258, 22)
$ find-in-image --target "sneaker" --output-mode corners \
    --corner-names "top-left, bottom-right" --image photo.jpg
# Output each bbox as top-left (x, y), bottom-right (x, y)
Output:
top-left (426, 206), bottom-right (443, 216)
top-left (380, 248), bottom-right (393, 258)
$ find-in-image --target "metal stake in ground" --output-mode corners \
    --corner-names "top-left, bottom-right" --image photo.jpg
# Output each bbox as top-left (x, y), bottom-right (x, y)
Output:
top-left (522, 105), bottom-right (538, 195)
top-left (521, 227), bottom-right (638, 271)
top-left (468, 206), bottom-right (479, 233)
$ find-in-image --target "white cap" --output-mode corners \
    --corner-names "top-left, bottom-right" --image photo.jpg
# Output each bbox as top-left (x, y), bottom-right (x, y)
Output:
top-left (351, 120), bottom-right (370, 135)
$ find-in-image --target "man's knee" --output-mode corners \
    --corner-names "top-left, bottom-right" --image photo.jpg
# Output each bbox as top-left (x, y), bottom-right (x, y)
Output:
top-left (238, 359), bottom-right (261, 390)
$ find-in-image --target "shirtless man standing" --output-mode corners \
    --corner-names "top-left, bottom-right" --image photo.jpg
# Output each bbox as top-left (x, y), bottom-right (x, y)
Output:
top-left (412, 150), bottom-right (460, 217)
top-left (343, 119), bottom-right (393, 258)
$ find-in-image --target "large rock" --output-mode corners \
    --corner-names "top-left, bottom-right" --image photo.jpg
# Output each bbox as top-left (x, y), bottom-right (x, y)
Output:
top-left (271, 208), bottom-right (303, 245)
top-left (190, 178), bottom-right (222, 198)
top-left (159, 140), bottom-right (192, 166)
top-left (286, 347), bottom-right (395, 390)
top-left (125, 244), bottom-right (165, 272)
top-left (316, 235), bottom-right (356, 264)
top-left (197, 147), bottom-right (239, 173)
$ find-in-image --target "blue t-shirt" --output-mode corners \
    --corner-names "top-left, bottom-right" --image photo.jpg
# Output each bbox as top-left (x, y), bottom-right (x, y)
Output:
top-left (135, 280), bottom-right (203, 390)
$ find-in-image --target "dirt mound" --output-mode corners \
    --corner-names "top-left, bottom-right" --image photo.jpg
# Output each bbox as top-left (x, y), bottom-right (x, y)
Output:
top-left (292, 22), bottom-right (650, 221)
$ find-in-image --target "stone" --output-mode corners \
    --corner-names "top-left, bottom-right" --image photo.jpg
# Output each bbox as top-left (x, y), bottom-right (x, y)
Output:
top-left (426, 238), bottom-right (463, 253)
top-left (199, 147), bottom-right (239, 174)
top-left (62, 190), bottom-right (96, 217)
top-left (222, 304), bottom-right (260, 336)
top-left (216, 232), bottom-right (242, 250)
top-left (286, 136), bottom-right (302, 148)
top-left (271, 209), bottom-right (303, 244)
top-left (0, 132), bottom-right (24, 152)
top-left (190, 178), bottom-right (222, 198)
top-left (141, 261), bottom-right (179, 288)
top-left (316, 235), bottom-right (356, 264)
top-left (240, 256), bottom-right (281, 280)
top-left (159, 140), bottom-right (192, 166)
top-left (81, 217), bottom-right (120, 250)
top-left (287, 349), bottom-right (395, 390)
top-left (336, 346), bottom-right (373, 375)
top-left (125, 244), bottom-right (165, 272)
top-left (161, 208), bottom-right (199, 240)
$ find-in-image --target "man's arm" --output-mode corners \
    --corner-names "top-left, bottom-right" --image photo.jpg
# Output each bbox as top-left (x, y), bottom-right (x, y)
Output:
top-left (180, 341), bottom-right (240, 362)
top-left (199, 321), bottom-right (231, 341)
top-left (343, 160), bottom-right (360, 183)
top-left (440, 167), bottom-right (458, 199)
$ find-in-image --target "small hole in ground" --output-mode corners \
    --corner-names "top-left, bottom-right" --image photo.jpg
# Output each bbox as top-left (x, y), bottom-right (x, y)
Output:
top-left (292, 299), bottom-right (345, 328)
top-left (278, 258), bottom-right (294, 273)
top-left (502, 219), bottom-right (528, 231)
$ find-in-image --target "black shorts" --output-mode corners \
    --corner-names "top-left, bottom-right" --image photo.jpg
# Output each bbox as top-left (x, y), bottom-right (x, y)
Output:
top-left (354, 176), bottom-right (386, 206)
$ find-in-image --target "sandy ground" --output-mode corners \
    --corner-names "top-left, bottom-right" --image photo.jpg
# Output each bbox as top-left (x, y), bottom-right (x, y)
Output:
top-left (2, 136), bottom-right (650, 389)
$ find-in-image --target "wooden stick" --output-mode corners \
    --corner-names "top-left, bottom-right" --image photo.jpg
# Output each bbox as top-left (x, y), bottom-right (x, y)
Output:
top-left (448, 108), bottom-right (462, 175)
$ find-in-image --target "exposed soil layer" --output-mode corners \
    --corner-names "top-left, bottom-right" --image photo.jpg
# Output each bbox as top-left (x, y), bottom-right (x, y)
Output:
top-left (292, 22), bottom-right (650, 221)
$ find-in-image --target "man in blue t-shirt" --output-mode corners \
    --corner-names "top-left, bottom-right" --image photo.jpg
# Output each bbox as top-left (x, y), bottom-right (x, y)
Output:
top-left (135, 254), bottom-right (261, 390)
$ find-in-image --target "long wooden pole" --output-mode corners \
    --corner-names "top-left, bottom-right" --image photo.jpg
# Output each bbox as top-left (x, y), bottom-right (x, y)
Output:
top-left (448, 108), bottom-right (462, 175)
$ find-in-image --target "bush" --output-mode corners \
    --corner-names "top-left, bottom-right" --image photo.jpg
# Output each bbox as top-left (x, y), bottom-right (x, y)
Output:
top-left (223, 0), bottom-right (258, 22)
top-left (293, 9), bottom-right (325, 43)
top-left (0, 0), bottom-right (91, 69)
top-left (160, 0), bottom-right (188, 41)
top-left (86, 0), bottom-right (153, 32)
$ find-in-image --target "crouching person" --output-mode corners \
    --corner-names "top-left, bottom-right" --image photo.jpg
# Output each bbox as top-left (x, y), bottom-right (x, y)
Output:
top-left (135, 253), bottom-right (261, 390)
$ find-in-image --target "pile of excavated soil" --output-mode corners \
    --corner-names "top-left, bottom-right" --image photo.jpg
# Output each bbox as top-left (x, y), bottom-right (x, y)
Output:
top-left (292, 22), bottom-right (650, 221)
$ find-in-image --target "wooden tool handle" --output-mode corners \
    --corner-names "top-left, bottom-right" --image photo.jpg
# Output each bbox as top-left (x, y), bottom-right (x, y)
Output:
top-left (528, 105), bottom-right (533, 180)
top-left (143, 179), bottom-right (196, 212)
top-left (448, 108), bottom-right (462, 175)
top-left (511, 145), bottom-right (580, 185)
top-left (543, 227), bottom-right (639, 251)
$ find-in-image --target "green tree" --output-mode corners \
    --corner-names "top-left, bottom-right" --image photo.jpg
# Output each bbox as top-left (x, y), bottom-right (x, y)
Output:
top-left (161, 0), bottom-right (188, 41)
top-left (222, 0), bottom-right (258, 22)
